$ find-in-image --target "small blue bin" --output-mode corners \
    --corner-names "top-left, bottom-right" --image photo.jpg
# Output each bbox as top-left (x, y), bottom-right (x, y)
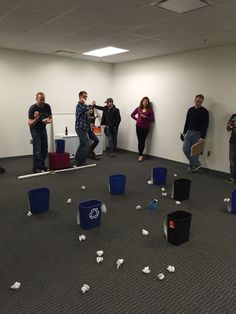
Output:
top-left (28, 188), bottom-right (50, 214)
top-left (231, 190), bottom-right (236, 214)
top-left (55, 139), bottom-right (65, 154)
top-left (152, 167), bottom-right (167, 185)
top-left (109, 174), bottom-right (126, 195)
top-left (79, 199), bottom-right (102, 230)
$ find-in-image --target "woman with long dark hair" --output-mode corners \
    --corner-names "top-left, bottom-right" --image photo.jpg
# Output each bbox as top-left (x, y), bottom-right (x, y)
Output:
top-left (131, 96), bottom-right (155, 161)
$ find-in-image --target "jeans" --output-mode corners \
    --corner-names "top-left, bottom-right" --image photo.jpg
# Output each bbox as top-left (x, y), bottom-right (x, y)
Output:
top-left (87, 129), bottom-right (99, 151)
top-left (229, 143), bottom-right (236, 179)
top-left (104, 126), bottom-right (118, 153)
top-left (30, 128), bottom-right (48, 170)
top-left (75, 128), bottom-right (90, 163)
top-left (183, 130), bottom-right (201, 167)
top-left (136, 126), bottom-right (149, 156)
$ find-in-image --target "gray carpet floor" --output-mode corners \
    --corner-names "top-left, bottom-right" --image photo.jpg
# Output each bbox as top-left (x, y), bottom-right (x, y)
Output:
top-left (0, 151), bottom-right (236, 314)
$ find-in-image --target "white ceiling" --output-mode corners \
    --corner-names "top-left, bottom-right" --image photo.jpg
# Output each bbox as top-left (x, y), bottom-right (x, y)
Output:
top-left (0, 0), bottom-right (235, 63)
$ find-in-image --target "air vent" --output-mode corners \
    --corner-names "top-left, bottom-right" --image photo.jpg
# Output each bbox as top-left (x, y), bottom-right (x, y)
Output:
top-left (158, 0), bottom-right (210, 14)
top-left (55, 50), bottom-right (75, 56)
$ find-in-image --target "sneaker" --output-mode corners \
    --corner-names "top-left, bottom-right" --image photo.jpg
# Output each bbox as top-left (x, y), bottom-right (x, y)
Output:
top-left (138, 156), bottom-right (144, 162)
top-left (33, 168), bottom-right (42, 174)
top-left (225, 178), bottom-right (235, 184)
top-left (0, 167), bottom-right (6, 174)
top-left (191, 164), bottom-right (201, 172)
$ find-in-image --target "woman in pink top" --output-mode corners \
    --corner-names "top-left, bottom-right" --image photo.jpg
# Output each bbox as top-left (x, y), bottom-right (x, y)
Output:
top-left (131, 96), bottom-right (155, 162)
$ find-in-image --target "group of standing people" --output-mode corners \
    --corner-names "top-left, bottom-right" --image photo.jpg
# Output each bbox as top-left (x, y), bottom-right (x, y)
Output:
top-left (26, 91), bottom-right (236, 184)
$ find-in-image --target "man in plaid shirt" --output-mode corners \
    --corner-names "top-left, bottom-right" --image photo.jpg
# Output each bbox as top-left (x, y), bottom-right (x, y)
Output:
top-left (75, 91), bottom-right (90, 166)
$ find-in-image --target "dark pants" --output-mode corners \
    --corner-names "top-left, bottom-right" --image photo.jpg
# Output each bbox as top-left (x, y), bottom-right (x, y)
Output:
top-left (88, 129), bottom-right (99, 152)
top-left (104, 126), bottom-right (118, 153)
top-left (136, 126), bottom-right (149, 156)
top-left (75, 128), bottom-right (90, 163)
top-left (30, 128), bottom-right (48, 170)
top-left (229, 143), bottom-right (236, 179)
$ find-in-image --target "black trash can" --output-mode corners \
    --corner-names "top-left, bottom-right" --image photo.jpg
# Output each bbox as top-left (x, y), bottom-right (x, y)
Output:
top-left (167, 210), bottom-right (192, 245)
top-left (173, 178), bottom-right (191, 201)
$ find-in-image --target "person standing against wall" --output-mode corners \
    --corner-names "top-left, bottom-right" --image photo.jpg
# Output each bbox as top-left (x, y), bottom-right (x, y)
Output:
top-left (75, 91), bottom-right (90, 166)
top-left (182, 94), bottom-right (209, 172)
top-left (28, 92), bottom-right (52, 173)
top-left (93, 98), bottom-right (121, 157)
top-left (131, 96), bottom-right (155, 162)
top-left (225, 113), bottom-right (236, 183)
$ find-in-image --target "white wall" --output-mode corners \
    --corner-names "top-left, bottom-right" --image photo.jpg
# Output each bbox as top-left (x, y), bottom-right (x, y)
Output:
top-left (113, 44), bottom-right (236, 173)
top-left (0, 48), bottom-right (112, 157)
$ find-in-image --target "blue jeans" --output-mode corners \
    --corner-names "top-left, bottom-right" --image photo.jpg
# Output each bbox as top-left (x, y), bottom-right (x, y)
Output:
top-left (229, 143), bottom-right (236, 179)
top-left (87, 129), bottom-right (99, 150)
top-left (183, 130), bottom-right (201, 167)
top-left (104, 126), bottom-right (118, 153)
top-left (30, 128), bottom-right (48, 170)
top-left (75, 128), bottom-right (90, 163)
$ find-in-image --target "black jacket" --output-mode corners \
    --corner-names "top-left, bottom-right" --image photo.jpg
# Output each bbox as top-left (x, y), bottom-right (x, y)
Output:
top-left (94, 104), bottom-right (121, 128)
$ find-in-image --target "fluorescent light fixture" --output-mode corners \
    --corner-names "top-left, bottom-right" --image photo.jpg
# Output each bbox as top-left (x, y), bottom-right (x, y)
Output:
top-left (158, 0), bottom-right (209, 14)
top-left (83, 46), bottom-right (129, 57)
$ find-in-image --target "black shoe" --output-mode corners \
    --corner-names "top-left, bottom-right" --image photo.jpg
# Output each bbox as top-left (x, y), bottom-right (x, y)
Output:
top-left (33, 168), bottom-right (42, 174)
top-left (225, 178), bottom-right (235, 184)
top-left (0, 167), bottom-right (6, 174)
top-left (74, 161), bottom-right (86, 167)
top-left (41, 166), bottom-right (49, 172)
top-left (191, 164), bottom-right (201, 172)
top-left (91, 155), bottom-right (100, 160)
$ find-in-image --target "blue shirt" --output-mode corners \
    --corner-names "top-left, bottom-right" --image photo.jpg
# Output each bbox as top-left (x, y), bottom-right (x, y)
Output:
top-left (75, 102), bottom-right (90, 130)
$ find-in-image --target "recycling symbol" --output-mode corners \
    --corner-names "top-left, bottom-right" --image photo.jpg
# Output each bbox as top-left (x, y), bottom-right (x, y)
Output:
top-left (89, 207), bottom-right (100, 220)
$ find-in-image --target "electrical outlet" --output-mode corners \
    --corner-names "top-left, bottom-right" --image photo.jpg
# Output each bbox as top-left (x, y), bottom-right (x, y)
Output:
top-left (207, 151), bottom-right (211, 157)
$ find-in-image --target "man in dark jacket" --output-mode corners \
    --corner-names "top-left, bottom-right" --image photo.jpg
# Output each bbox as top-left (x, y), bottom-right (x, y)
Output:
top-left (93, 98), bottom-right (121, 157)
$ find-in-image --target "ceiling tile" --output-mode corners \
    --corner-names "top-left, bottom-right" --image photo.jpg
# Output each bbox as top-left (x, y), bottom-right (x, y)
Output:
top-left (0, 8), bottom-right (54, 31)
top-left (20, 0), bottom-right (87, 16)
top-left (61, 26), bottom-right (117, 43)
top-left (99, 5), bottom-right (176, 31)
top-left (62, 0), bottom-right (144, 23)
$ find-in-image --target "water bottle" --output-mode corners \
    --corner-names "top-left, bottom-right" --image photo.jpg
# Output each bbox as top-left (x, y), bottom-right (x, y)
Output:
top-left (65, 127), bottom-right (68, 136)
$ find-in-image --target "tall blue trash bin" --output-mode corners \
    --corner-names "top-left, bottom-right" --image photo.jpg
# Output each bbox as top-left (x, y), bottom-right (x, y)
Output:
top-left (109, 174), bottom-right (126, 195)
top-left (28, 188), bottom-right (50, 214)
top-left (231, 190), bottom-right (236, 214)
top-left (79, 199), bottom-right (102, 230)
top-left (152, 167), bottom-right (167, 185)
top-left (55, 139), bottom-right (65, 154)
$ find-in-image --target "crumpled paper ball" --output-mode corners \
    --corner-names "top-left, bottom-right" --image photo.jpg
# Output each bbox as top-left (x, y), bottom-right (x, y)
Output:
top-left (161, 187), bottom-right (166, 192)
top-left (81, 284), bottom-right (90, 293)
top-left (116, 259), bottom-right (124, 269)
top-left (27, 211), bottom-right (32, 217)
top-left (81, 185), bottom-right (86, 190)
top-left (101, 203), bottom-right (107, 213)
top-left (96, 256), bottom-right (104, 264)
top-left (10, 282), bottom-right (21, 290)
top-left (142, 266), bottom-right (151, 274)
top-left (224, 198), bottom-right (230, 203)
top-left (162, 192), bottom-right (167, 197)
top-left (136, 205), bottom-right (141, 210)
top-left (67, 198), bottom-right (72, 204)
top-left (175, 201), bottom-right (181, 205)
top-left (78, 234), bottom-right (86, 241)
top-left (167, 265), bottom-right (175, 273)
top-left (173, 174), bottom-right (178, 177)
top-left (147, 180), bottom-right (153, 185)
top-left (96, 250), bottom-right (104, 257)
top-left (157, 273), bottom-right (165, 280)
top-left (142, 229), bottom-right (149, 236)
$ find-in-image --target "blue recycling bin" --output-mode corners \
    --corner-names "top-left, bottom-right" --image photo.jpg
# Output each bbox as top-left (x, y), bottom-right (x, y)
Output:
top-left (55, 139), bottom-right (65, 154)
top-left (231, 190), bottom-right (236, 214)
top-left (152, 167), bottom-right (167, 185)
top-left (109, 174), bottom-right (126, 195)
top-left (28, 188), bottom-right (50, 214)
top-left (79, 199), bottom-right (102, 230)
